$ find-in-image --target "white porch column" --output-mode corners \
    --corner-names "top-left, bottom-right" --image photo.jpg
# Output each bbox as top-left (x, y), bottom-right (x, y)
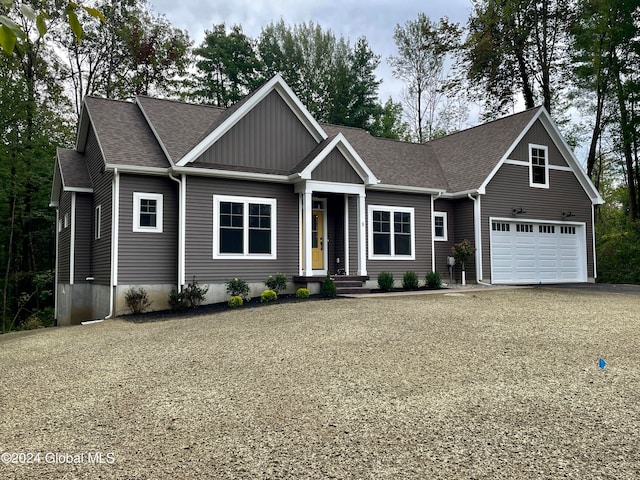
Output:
top-left (357, 192), bottom-right (367, 276)
top-left (344, 194), bottom-right (350, 275)
top-left (304, 190), bottom-right (313, 276)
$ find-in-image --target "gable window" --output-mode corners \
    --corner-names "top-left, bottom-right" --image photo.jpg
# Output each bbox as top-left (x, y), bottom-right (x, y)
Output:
top-left (213, 195), bottom-right (277, 259)
top-left (95, 205), bottom-right (102, 240)
top-left (368, 205), bottom-right (415, 260)
top-left (529, 144), bottom-right (549, 188)
top-left (433, 212), bottom-right (448, 241)
top-left (133, 192), bottom-right (163, 233)
top-left (64, 213), bottom-right (69, 229)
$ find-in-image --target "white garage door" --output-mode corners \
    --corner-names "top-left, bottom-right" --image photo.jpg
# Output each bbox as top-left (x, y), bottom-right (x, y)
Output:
top-left (490, 220), bottom-right (587, 284)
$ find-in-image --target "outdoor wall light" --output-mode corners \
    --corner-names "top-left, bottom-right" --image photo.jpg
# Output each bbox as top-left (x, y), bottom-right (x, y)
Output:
top-left (562, 211), bottom-right (576, 218)
top-left (512, 208), bottom-right (526, 215)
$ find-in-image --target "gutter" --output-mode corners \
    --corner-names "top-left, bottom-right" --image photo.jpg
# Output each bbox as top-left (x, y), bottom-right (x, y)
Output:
top-left (468, 193), bottom-right (483, 282)
top-left (169, 172), bottom-right (185, 290)
top-left (104, 168), bottom-right (120, 319)
top-left (431, 191), bottom-right (443, 273)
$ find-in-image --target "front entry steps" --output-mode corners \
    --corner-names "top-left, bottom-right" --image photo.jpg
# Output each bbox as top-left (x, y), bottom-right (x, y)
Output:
top-left (293, 275), bottom-right (370, 295)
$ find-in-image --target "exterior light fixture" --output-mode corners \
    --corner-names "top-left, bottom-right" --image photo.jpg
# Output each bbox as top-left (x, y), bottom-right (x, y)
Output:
top-left (512, 208), bottom-right (526, 215)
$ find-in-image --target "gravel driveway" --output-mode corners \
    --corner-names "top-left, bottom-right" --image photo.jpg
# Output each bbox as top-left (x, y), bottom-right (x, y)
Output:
top-left (1, 287), bottom-right (639, 479)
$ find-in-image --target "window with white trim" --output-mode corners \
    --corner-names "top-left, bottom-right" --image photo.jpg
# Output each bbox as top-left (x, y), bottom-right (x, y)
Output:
top-left (133, 192), bottom-right (163, 233)
top-left (434, 211), bottom-right (448, 241)
top-left (529, 144), bottom-right (549, 188)
top-left (368, 205), bottom-right (415, 259)
top-left (95, 205), bottom-right (102, 240)
top-left (64, 213), bottom-right (69, 229)
top-left (213, 195), bottom-right (277, 259)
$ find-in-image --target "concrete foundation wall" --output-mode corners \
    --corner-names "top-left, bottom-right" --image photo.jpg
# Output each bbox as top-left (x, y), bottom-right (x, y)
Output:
top-left (56, 283), bottom-right (111, 326)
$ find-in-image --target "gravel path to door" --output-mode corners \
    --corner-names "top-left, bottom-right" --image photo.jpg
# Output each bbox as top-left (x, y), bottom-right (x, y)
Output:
top-left (1, 287), bottom-right (639, 479)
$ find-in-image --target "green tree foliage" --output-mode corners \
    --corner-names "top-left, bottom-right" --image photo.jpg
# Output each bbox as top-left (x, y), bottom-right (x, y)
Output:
top-left (389, 13), bottom-right (463, 142)
top-left (191, 23), bottom-right (263, 107)
top-left (368, 97), bottom-right (410, 140)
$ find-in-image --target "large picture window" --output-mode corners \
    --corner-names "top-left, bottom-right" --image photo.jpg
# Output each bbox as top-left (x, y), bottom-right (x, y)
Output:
top-left (214, 195), bottom-right (277, 259)
top-left (368, 205), bottom-right (415, 260)
top-left (529, 144), bottom-right (549, 188)
top-left (133, 192), bottom-right (163, 233)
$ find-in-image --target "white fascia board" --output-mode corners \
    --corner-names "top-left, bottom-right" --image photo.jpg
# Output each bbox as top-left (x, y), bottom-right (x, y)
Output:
top-left (176, 74), bottom-right (328, 167)
top-left (50, 156), bottom-right (63, 207)
top-left (65, 187), bottom-right (94, 193)
top-left (369, 183), bottom-right (447, 195)
top-left (135, 97), bottom-right (174, 166)
top-left (104, 164), bottom-right (169, 176)
top-left (299, 133), bottom-right (380, 185)
top-left (171, 166), bottom-right (292, 184)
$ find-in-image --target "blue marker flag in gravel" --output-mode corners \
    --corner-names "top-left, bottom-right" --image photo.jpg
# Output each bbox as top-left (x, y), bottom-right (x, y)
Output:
top-left (599, 358), bottom-right (607, 370)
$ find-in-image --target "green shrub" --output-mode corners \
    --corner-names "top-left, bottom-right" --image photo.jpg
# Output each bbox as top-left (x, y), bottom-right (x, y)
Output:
top-left (377, 271), bottom-right (394, 291)
top-left (425, 271), bottom-right (442, 289)
top-left (320, 275), bottom-right (337, 298)
top-left (124, 287), bottom-right (152, 314)
top-left (168, 289), bottom-right (189, 312)
top-left (183, 277), bottom-right (209, 307)
top-left (264, 273), bottom-right (288, 294)
top-left (228, 296), bottom-right (244, 308)
top-left (402, 271), bottom-right (419, 290)
top-left (21, 315), bottom-right (44, 330)
top-left (260, 289), bottom-right (278, 302)
top-left (226, 277), bottom-right (250, 300)
top-left (296, 287), bottom-right (310, 299)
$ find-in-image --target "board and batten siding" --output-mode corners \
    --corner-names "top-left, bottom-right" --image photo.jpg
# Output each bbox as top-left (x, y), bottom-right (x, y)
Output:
top-left (481, 164), bottom-right (594, 282)
top-left (85, 125), bottom-right (113, 285)
top-left (197, 90), bottom-right (318, 173)
top-left (365, 190), bottom-right (432, 278)
top-left (452, 198), bottom-right (476, 282)
top-left (118, 174), bottom-right (178, 284)
top-left (433, 198), bottom-right (456, 279)
top-left (74, 193), bottom-right (92, 283)
top-left (57, 191), bottom-right (72, 284)
top-left (185, 177), bottom-right (299, 283)
top-left (310, 150), bottom-right (363, 184)
top-left (509, 119), bottom-right (568, 167)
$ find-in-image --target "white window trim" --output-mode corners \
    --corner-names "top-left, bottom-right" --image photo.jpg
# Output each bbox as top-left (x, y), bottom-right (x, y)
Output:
top-left (64, 213), bottom-right (69, 229)
top-left (95, 205), bottom-right (102, 240)
top-left (529, 143), bottom-right (549, 189)
top-left (433, 211), bottom-right (448, 241)
top-left (133, 192), bottom-right (163, 233)
top-left (367, 205), bottom-right (416, 260)
top-left (213, 194), bottom-right (277, 260)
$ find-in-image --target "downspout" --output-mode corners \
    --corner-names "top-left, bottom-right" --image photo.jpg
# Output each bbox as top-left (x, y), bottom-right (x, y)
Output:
top-left (105, 168), bottom-right (119, 319)
top-left (468, 193), bottom-right (487, 284)
top-left (431, 192), bottom-right (443, 273)
top-left (54, 209), bottom-right (59, 324)
top-left (169, 172), bottom-right (185, 290)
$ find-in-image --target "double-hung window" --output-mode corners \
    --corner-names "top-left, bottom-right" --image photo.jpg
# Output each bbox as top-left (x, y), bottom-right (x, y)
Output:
top-left (529, 144), bottom-right (549, 188)
top-left (133, 192), bottom-right (163, 233)
top-left (95, 205), bottom-right (102, 240)
top-left (368, 205), bottom-right (415, 260)
top-left (213, 195), bottom-right (277, 259)
top-left (433, 212), bottom-right (448, 241)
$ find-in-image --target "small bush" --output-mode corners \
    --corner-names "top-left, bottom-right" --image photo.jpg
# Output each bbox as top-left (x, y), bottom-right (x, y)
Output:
top-left (264, 273), bottom-right (287, 294)
top-left (425, 271), bottom-right (442, 289)
top-left (124, 287), bottom-right (152, 314)
top-left (168, 289), bottom-right (188, 312)
top-left (228, 296), bottom-right (244, 308)
top-left (402, 271), bottom-right (419, 290)
top-left (183, 277), bottom-right (209, 307)
top-left (226, 277), bottom-right (250, 300)
top-left (261, 289), bottom-right (278, 302)
top-left (296, 287), bottom-right (310, 299)
top-left (320, 275), bottom-right (337, 298)
top-left (21, 315), bottom-right (44, 330)
top-left (377, 271), bottom-right (394, 291)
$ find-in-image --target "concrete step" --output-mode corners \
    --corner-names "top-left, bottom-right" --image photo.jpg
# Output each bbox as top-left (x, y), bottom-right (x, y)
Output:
top-left (333, 280), bottom-right (363, 287)
top-left (337, 286), bottom-right (371, 295)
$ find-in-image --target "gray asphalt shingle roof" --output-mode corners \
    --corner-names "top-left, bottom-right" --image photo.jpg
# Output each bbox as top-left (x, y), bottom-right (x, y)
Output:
top-left (57, 148), bottom-right (92, 189)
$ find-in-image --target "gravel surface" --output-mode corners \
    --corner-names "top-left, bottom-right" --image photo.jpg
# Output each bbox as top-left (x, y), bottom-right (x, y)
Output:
top-left (1, 287), bottom-right (639, 479)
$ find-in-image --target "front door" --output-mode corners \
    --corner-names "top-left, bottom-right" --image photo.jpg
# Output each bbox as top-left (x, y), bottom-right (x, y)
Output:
top-left (312, 209), bottom-right (324, 269)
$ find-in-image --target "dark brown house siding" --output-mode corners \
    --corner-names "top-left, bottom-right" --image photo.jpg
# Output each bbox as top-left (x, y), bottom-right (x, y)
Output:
top-left (85, 125), bottom-right (112, 285)
top-left (482, 164), bottom-right (594, 282)
top-left (74, 193), bottom-right (92, 283)
top-left (118, 174), bottom-right (178, 284)
top-left (433, 198), bottom-right (456, 279)
top-left (185, 176), bottom-right (299, 283)
top-left (311, 150), bottom-right (363, 184)
top-left (365, 190), bottom-right (432, 279)
top-left (197, 90), bottom-right (318, 172)
top-left (452, 197), bottom-right (476, 282)
top-left (509, 119), bottom-right (568, 167)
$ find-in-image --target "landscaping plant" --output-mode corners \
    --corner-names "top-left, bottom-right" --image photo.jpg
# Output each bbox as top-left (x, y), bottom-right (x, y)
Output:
top-left (124, 287), bottom-right (152, 314)
top-left (261, 289), bottom-right (278, 302)
top-left (425, 271), bottom-right (442, 289)
top-left (320, 275), bottom-right (337, 298)
top-left (296, 288), bottom-right (310, 299)
top-left (264, 273), bottom-right (288, 294)
top-left (226, 277), bottom-right (250, 300)
top-left (402, 271), bottom-right (419, 290)
top-left (377, 271), bottom-right (395, 291)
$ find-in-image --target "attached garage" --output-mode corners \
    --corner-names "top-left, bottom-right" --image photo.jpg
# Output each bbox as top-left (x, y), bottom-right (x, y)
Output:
top-left (490, 219), bottom-right (587, 284)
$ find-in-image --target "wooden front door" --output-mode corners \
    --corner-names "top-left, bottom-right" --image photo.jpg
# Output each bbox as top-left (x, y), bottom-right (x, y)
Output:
top-left (312, 209), bottom-right (324, 270)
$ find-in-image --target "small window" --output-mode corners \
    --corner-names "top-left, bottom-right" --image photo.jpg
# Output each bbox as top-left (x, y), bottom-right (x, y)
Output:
top-left (368, 205), bottom-right (415, 260)
top-left (516, 224), bottom-right (533, 233)
top-left (530, 144), bottom-right (549, 188)
top-left (95, 205), bottom-right (102, 240)
top-left (561, 226), bottom-right (576, 235)
top-left (64, 213), bottom-right (69, 229)
top-left (133, 192), bottom-right (163, 233)
top-left (213, 195), bottom-right (277, 259)
top-left (58, 218), bottom-right (63, 233)
top-left (492, 222), bottom-right (510, 232)
top-left (434, 212), bottom-right (448, 241)
top-left (539, 225), bottom-right (555, 234)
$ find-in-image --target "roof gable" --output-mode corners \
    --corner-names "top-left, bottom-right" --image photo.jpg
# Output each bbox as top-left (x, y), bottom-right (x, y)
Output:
top-left (176, 75), bottom-right (328, 167)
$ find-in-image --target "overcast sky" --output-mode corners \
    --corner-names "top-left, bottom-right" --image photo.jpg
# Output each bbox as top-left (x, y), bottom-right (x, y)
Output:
top-left (149, 0), bottom-right (474, 104)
